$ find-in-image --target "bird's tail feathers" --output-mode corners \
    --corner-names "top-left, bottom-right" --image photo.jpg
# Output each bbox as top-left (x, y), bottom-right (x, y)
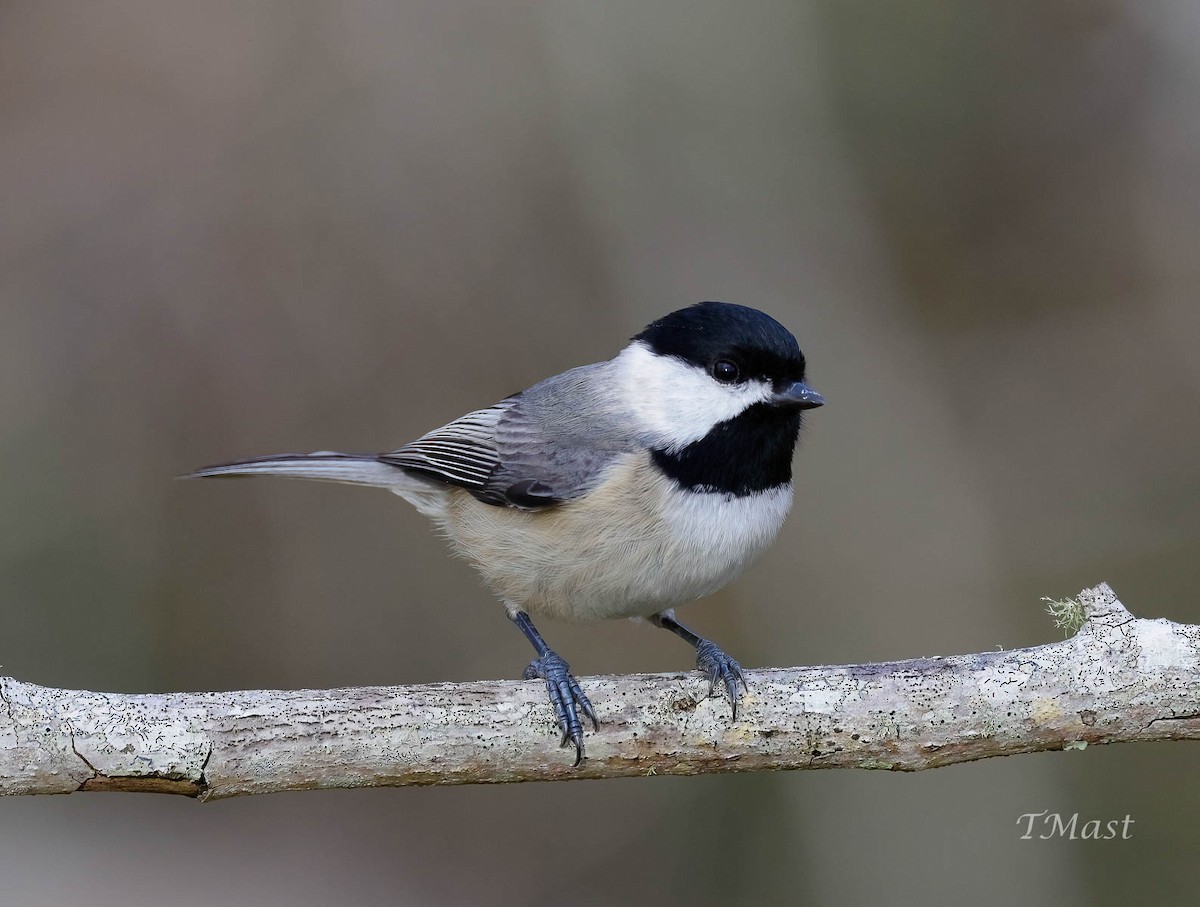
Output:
top-left (184, 452), bottom-right (432, 491)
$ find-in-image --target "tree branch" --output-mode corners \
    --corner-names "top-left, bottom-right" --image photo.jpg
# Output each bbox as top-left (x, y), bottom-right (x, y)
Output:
top-left (1, 583), bottom-right (1197, 799)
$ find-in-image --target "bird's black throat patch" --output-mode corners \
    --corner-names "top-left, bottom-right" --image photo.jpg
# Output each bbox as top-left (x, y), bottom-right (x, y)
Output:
top-left (652, 404), bottom-right (802, 496)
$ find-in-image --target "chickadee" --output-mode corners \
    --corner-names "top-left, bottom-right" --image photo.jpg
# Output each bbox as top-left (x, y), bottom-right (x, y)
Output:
top-left (189, 301), bottom-right (823, 764)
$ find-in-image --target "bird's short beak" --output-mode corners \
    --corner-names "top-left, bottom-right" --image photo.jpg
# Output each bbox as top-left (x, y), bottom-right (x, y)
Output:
top-left (772, 380), bottom-right (825, 410)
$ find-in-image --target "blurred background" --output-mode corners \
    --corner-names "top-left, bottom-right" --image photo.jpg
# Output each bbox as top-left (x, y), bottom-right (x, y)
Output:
top-left (2, 1), bottom-right (1198, 904)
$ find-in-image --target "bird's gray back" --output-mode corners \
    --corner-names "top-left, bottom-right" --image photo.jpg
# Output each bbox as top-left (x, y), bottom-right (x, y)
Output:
top-left (487, 361), bottom-right (643, 507)
top-left (383, 358), bottom-right (641, 509)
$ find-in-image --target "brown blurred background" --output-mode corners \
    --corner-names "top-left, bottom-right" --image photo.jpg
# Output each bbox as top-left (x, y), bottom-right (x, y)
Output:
top-left (2, 2), bottom-right (1198, 905)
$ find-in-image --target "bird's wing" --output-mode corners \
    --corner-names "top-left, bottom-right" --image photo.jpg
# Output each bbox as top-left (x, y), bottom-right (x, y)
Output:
top-left (382, 365), bottom-right (637, 510)
top-left (379, 399), bottom-right (515, 495)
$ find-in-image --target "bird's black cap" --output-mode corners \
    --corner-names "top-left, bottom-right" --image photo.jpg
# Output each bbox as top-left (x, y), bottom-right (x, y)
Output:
top-left (634, 301), bottom-right (807, 384)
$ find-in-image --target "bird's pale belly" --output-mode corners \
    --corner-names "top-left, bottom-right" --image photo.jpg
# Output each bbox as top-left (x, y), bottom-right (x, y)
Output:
top-left (439, 454), bottom-right (794, 621)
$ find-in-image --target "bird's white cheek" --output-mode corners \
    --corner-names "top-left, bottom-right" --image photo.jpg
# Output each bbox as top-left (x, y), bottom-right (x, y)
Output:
top-left (615, 343), bottom-right (770, 449)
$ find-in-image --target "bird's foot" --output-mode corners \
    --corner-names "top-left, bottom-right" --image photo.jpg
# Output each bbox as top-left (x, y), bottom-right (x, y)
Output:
top-left (695, 640), bottom-right (748, 720)
top-left (523, 651), bottom-right (598, 766)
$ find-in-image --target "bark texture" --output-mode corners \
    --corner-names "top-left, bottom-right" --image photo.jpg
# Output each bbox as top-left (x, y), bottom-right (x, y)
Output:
top-left (1, 584), bottom-right (1196, 799)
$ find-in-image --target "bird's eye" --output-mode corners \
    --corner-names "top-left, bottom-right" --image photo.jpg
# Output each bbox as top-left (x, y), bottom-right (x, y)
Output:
top-left (711, 359), bottom-right (741, 384)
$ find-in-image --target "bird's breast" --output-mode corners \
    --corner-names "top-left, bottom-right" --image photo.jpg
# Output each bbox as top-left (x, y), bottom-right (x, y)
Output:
top-left (441, 453), bottom-right (793, 621)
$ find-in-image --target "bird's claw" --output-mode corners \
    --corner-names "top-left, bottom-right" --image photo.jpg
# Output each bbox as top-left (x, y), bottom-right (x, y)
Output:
top-left (695, 640), bottom-right (747, 720)
top-left (524, 651), bottom-right (598, 765)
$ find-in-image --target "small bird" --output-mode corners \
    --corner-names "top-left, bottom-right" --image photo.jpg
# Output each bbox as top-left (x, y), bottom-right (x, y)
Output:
top-left (189, 302), bottom-right (823, 764)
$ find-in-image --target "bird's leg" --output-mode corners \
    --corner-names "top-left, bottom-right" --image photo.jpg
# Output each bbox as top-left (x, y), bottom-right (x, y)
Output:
top-left (510, 610), bottom-right (598, 766)
top-left (650, 609), bottom-right (748, 719)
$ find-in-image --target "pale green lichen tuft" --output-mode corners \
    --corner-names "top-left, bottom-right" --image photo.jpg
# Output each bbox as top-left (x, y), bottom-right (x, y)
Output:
top-left (1043, 596), bottom-right (1086, 637)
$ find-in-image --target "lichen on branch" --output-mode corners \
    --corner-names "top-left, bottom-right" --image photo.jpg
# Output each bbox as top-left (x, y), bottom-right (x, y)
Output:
top-left (1, 584), bottom-right (1197, 798)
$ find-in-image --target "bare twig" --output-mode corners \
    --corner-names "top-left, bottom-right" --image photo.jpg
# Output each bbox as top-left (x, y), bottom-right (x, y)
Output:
top-left (1, 584), bottom-right (1196, 799)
